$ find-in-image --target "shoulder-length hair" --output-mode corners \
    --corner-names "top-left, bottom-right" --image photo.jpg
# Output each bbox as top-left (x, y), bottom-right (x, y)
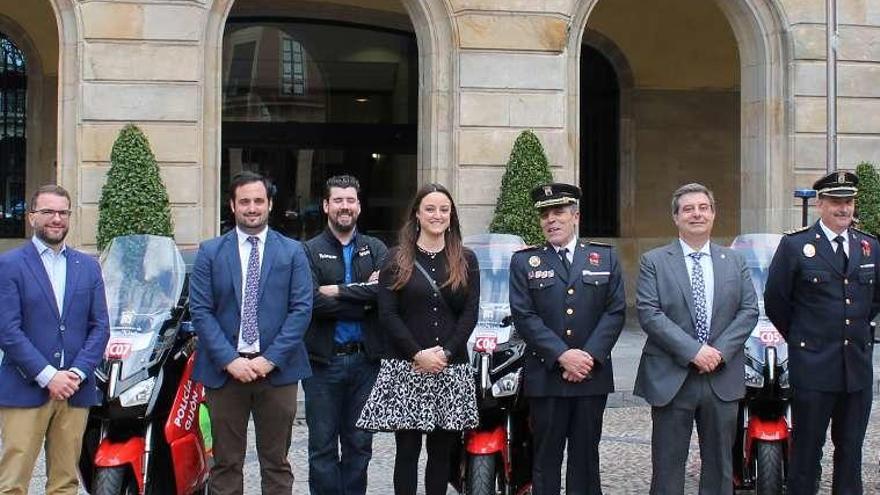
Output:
top-left (390, 183), bottom-right (469, 291)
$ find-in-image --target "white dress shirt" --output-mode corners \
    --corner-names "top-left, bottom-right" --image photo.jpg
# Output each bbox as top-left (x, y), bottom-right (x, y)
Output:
top-left (236, 226), bottom-right (267, 353)
top-left (819, 220), bottom-right (850, 257)
top-left (552, 235), bottom-right (578, 264)
top-left (680, 238), bottom-right (714, 332)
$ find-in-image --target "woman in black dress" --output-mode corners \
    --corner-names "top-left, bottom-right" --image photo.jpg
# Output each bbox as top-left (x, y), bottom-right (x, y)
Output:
top-left (357, 183), bottom-right (480, 495)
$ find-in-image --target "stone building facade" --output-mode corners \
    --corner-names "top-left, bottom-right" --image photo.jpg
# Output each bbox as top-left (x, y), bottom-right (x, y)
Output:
top-left (2, 0), bottom-right (879, 295)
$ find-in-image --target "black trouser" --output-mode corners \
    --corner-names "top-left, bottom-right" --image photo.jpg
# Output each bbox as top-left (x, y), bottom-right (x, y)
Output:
top-left (788, 386), bottom-right (872, 494)
top-left (530, 395), bottom-right (607, 495)
top-left (393, 429), bottom-right (459, 495)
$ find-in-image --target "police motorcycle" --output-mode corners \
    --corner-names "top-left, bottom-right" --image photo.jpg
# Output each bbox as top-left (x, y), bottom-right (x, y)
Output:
top-left (730, 234), bottom-right (791, 495)
top-left (79, 235), bottom-right (211, 495)
top-left (452, 234), bottom-right (533, 495)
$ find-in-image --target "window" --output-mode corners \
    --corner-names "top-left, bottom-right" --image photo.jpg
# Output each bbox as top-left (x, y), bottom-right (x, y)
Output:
top-left (280, 36), bottom-right (306, 96)
top-left (0, 33), bottom-right (26, 238)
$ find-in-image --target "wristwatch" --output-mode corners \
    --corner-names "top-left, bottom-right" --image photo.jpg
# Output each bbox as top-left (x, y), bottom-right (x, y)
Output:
top-left (443, 348), bottom-right (452, 359)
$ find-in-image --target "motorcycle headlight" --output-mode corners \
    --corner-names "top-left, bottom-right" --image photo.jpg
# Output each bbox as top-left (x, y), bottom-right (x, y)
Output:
top-left (119, 377), bottom-right (156, 407)
top-left (744, 363), bottom-right (763, 388)
top-left (778, 368), bottom-right (790, 389)
top-left (491, 370), bottom-right (520, 398)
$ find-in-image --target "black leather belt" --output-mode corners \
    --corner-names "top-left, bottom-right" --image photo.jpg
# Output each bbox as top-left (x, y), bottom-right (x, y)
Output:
top-left (334, 342), bottom-right (362, 356)
top-left (239, 352), bottom-right (261, 359)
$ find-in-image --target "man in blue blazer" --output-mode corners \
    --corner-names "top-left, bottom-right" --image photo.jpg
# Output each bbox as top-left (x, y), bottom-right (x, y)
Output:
top-left (189, 171), bottom-right (313, 495)
top-left (0, 184), bottom-right (110, 495)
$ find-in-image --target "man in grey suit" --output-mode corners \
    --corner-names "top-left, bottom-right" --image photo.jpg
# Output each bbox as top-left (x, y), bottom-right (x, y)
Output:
top-left (635, 183), bottom-right (758, 495)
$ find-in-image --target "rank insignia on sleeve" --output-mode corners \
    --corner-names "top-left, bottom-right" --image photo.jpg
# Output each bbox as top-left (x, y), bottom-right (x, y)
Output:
top-left (862, 239), bottom-right (871, 257)
top-left (528, 256), bottom-right (541, 267)
top-left (803, 243), bottom-right (816, 258)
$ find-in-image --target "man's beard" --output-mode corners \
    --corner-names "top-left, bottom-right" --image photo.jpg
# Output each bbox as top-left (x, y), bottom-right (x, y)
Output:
top-left (330, 212), bottom-right (357, 233)
top-left (35, 225), bottom-right (68, 247)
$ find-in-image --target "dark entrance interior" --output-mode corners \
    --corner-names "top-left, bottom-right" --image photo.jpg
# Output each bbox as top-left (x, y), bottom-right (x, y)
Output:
top-left (579, 44), bottom-right (619, 237)
top-left (221, 19), bottom-right (418, 243)
top-left (0, 33), bottom-right (26, 238)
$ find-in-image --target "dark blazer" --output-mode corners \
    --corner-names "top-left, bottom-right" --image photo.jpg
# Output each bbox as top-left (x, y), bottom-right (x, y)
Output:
top-left (509, 240), bottom-right (626, 397)
top-left (634, 241), bottom-right (758, 406)
top-left (0, 241), bottom-right (110, 408)
top-left (189, 229), bottom-right (313, 388)
top-left (764, 222), bottom-right (880, 392)
top-left (303, 229), bottom-right (388, 364)
top-left (378, 247), bottom-right (479, 363)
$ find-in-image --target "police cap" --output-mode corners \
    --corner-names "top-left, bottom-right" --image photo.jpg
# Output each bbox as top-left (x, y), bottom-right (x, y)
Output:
top-left (531, 183), bottom-right (581, 210)
top-left (813, 170), bottom-right (858, 198)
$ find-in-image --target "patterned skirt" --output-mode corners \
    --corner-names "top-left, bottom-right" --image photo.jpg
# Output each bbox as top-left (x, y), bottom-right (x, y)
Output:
top-left (356, 358), bottom-right (479, 432)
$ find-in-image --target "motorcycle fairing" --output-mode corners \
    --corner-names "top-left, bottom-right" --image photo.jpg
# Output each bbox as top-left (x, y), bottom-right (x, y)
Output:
top-left (94, 436), bottom-right (146, 494)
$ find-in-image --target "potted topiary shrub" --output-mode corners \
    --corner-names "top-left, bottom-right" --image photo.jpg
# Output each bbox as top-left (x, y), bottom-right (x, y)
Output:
top-left (489, 130), bottom-right (554, 246)
top-left (97, 124), bottom-right (174, 251)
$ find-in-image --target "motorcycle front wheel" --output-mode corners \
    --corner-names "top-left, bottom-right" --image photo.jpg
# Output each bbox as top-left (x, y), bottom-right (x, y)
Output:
top-left (754, 440), bottom-right (785, 495)
top-left (466, 454), bottom-right (499, 495)
top-left (92, 466), bottom-right (139, 495)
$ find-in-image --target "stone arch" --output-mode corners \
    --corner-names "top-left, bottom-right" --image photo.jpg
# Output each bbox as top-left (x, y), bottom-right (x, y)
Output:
top-left (567, 0), bottom-right (792, 234)
top-left (202, 0), bottom-right (457, 239)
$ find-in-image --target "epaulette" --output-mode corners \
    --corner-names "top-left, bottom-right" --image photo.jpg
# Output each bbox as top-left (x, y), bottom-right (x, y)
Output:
top-left (515, 244), bottom-right (539, 252)
top-left (783, 225), bottom-right (810, 235)
top-left (852, 227), bottom-right (878, 240)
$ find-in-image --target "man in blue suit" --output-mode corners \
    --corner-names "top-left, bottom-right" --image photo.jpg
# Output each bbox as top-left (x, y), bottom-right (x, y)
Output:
top-left (0, 184), bottom-right (110, 495)
top-left (190, 171), bottom-right (313, 495)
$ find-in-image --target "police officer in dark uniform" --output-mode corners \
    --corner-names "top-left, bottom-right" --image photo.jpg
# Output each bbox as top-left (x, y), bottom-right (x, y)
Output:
top-left (764, 170), bottom-right (879, 494)
top-left (509, 183), bottom-right (626, 495)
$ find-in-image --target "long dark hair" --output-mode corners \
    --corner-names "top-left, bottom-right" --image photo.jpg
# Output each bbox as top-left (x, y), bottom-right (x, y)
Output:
top-left (390, 183), bottom-right (469, 291)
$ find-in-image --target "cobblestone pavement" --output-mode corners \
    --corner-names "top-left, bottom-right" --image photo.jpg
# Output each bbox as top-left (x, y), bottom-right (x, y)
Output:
top-left (19, 399), bottom-right (880, 494)
top-left (17, 324), bottom-right (880, 493)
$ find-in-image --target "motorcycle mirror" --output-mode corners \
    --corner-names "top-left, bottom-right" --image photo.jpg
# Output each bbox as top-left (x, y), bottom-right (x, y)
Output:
top-left (501, 315), bottom-right (513, 328)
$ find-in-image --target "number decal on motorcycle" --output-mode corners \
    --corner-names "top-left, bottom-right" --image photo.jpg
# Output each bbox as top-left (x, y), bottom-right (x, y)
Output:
top-left (474, 334), bottom-right (498, 352)
top-left (758, 328), bottom-right (783, 345)
top-left (106, 341), bottom-right (132, 359)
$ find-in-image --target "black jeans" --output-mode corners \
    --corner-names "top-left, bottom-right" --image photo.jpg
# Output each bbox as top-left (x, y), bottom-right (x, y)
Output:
top-left (393, 429), bottom-right (459, 495)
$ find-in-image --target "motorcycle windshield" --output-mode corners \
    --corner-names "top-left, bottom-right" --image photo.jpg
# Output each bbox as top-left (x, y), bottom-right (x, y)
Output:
top-left (729, 233), bottom-right (782, 317)
top-left (100, 235), bottom-right (186, 382)
top-left (464, 233), bottom-right (525, 348)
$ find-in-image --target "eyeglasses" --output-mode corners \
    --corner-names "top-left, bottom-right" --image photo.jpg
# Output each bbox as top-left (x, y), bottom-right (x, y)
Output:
top-left (31, 209), bottom-right (72, 219)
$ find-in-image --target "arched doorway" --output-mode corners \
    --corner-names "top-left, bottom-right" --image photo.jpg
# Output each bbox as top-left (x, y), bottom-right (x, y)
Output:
top-left (204, 0), bottom-right (456, 243)
top-left (569, 0), bottom-right (790, 240)
top-left (221, 13), bottom-right (418, 242)
top-left (0, 1), bottom-right (63, 246)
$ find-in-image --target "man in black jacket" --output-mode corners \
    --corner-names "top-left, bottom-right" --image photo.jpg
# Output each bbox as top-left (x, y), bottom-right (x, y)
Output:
top-left (303, 175), bottom-right (388, 495)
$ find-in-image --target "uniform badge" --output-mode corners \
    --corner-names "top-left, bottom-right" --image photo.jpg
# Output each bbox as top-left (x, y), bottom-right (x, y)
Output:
top-left (358, 246), bottom-right (371, 257)
top-left (547, 269), bottom-right (555, 278)
top-left (862, 239), bottom-right (871, 257)
top-left (543, 186), bottom-right (553, 197)
top-left (589, 252), bottom-right (600, 266)
top-left (528, 256), bottom-right (541, 267)
top-left (803, 243), bottom-right (816, 258)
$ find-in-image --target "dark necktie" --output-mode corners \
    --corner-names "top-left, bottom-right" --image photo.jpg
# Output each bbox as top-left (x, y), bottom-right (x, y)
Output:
top-left (241, 236), bottom-right (261, 345)
top-left (558, 248), bottom-right (571, 276)
top-left (688, 252), bottom-right (709, 344)
top-left (834, 235), bottom-right (848, 272)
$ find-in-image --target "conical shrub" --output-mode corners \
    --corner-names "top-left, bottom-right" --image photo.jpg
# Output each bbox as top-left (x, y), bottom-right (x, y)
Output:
top-left (489, 130), bottom-right (554, 245)
top-left (856, 162), bottom-right (880, 236)
top-left (97, 124), bottom-right (174, 251)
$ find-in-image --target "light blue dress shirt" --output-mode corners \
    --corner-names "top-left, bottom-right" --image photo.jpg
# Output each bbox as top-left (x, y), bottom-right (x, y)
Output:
top-left (32, 236), bottom-right (85, 388)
